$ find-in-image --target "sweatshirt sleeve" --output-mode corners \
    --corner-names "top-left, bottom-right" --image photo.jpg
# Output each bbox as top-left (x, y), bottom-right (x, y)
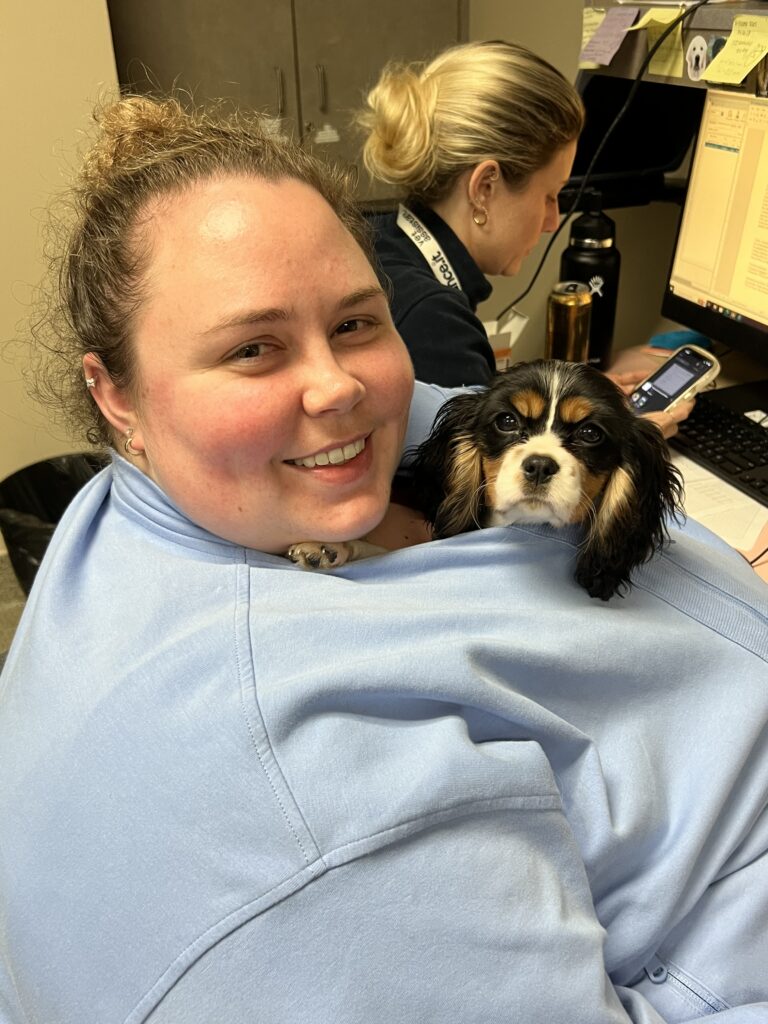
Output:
top-left (143, 794), bottom-right (768, 1023)
top-left (623, 805), bottom-right (768, 1021)
top-left (144, 802), bottom-right (635, 1023)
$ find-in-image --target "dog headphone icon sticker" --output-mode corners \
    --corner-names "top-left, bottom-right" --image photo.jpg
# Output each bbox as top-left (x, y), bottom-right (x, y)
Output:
top-left (686, 35), bottom-right (708, 81)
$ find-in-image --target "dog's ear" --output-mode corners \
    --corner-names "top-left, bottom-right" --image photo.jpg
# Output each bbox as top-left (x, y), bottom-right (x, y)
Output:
top-left (409, 392), bottom-right (486, 537)
top-left (575, 417), bottom-right (684, 600)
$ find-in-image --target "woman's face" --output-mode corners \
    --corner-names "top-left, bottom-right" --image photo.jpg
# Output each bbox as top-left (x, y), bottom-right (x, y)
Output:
top-left (475, 141), bottom-right (577, 278)
top-left (102, 175), bottom-right (414, 553)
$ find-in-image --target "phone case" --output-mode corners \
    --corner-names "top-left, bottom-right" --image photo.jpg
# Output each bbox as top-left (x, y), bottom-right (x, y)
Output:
top-left (636, 344), bottom-right (721, 412)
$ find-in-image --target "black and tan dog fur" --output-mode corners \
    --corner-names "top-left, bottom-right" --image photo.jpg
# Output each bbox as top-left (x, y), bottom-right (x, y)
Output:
top-left (289, 360), bottom-right (684, 600)
top-left (408, 360), bottom-right (684, 599)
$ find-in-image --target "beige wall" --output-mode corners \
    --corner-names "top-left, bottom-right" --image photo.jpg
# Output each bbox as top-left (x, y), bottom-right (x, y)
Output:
top-left (0, 1), bottom-right (118, 482)
top-left (469, 0), bottom-right (682, 362)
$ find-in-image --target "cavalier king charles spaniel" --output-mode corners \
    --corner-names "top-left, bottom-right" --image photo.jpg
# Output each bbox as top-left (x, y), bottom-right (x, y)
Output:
top-left (288, 360), bottom-right (684, 600)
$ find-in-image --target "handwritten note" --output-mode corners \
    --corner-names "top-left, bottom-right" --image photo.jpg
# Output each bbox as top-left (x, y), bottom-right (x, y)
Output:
top-left (628, 8), bottom-right (684, 78)
top-left (702, 15), bottom-right (768, 84)
top-left (580, 8), bottom-right (608, 70)
top-left (579, 6), bottom-right (639, 66)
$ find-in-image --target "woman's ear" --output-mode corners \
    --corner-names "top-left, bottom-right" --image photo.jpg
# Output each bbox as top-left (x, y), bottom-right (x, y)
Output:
top-left (467, 160), bottom-right (502, 209)
top-left (82, 353), bottom-right (144, 449)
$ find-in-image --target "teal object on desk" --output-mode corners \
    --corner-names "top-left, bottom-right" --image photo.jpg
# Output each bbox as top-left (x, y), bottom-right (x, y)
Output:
top-left (648, 329), bottom-right (712, 351)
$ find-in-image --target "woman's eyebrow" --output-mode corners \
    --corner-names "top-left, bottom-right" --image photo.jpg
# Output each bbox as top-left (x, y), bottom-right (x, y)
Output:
top-left (336, 286), bottom-right (387, 310)
top-left (204, 287), bottom-right (386, 335)
top-left (204, 307), bottom-right (290, 334)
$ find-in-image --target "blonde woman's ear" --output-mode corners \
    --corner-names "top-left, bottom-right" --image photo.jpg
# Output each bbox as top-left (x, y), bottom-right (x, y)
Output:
top-left (467, 160), bottom-right (502, 207)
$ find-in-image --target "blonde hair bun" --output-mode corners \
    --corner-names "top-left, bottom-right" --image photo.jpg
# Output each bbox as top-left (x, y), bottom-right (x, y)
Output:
top-left (358, 41), bottom-right (584, 204)
top-left (359, 63), bottom-right (438, 191)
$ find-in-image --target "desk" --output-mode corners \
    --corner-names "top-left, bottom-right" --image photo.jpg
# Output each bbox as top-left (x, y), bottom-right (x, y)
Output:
top-left (611, 345), bottom-right (768, 584)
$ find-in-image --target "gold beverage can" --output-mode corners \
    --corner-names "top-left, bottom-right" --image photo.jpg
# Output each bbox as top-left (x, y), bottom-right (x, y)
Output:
top-left (545, 281), bottom-right (592, 362)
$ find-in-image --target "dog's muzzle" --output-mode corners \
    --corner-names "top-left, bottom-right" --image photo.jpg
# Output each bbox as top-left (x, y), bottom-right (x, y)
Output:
top-left (522, 454), bottom-right (560, 489)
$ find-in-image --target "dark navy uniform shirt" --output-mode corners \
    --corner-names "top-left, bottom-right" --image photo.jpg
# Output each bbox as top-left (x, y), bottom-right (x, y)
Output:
top-left (369, 203), bottom-right (495, 387)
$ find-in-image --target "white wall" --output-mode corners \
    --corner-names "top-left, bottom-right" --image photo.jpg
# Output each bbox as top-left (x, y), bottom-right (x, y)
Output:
top-left (0, 1), bottom-right (118, 482)
top-left (469, 0), bottom-right (682, 362)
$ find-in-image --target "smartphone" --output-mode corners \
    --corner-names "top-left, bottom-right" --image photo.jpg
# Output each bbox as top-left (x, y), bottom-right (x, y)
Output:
top-left (629, 345), bottom-right (720, 413)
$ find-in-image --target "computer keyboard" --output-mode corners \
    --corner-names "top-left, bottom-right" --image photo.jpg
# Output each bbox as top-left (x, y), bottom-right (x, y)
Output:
top-left (670, 393), bottom-right (768, 507)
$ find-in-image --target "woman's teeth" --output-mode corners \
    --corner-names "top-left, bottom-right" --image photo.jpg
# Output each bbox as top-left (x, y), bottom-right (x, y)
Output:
top-left (292, 437), bottom-right (365, 468)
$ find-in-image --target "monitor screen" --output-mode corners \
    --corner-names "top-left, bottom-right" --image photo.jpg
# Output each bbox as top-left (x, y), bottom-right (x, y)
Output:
top-left (662, 88), bottom-right (768, 369)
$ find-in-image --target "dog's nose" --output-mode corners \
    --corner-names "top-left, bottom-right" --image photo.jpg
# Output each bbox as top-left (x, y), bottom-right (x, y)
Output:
top-left (522, 454), bottom-right (559, 485)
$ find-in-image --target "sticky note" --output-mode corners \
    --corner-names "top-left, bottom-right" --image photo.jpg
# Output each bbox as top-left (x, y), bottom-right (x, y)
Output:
top-left (579, 6), bottom-right (640, 66)
top-left (628, 8), bottom-right (685, 78)
top-left (580, 8), bottom-right (608, 70)
top-left (702, 15), bottom-right (768, 85)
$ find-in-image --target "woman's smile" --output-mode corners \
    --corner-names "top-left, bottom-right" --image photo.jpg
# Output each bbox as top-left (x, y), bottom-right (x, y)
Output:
top-left (288, 434), bottom-right (367, 468)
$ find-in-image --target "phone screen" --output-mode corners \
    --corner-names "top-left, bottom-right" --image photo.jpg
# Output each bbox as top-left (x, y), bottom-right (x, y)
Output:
top-left (629, 348), bottom-right (716, 413)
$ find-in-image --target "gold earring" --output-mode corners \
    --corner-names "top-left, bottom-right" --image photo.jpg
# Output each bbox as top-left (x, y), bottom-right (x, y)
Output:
top-left (123, 428), bottom-right (142, 457)
top-left (472, 207), bottom-right (488, 227)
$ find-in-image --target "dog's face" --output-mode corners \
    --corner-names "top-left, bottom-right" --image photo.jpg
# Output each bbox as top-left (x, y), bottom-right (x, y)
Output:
top-left (468, 362), bottom-right (630, 530)
top-left (686, 36), bottom-right (708, 80)
top-left (410, 360), bottom-right (684, 599)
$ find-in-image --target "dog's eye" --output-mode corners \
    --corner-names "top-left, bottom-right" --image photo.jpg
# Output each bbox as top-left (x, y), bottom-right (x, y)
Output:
top-left (574, 423), bottom-right (604, 445)
top-left (494, 413), bottom-right (522, 434)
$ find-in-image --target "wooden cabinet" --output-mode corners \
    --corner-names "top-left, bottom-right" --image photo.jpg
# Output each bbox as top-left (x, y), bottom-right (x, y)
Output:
top-left (106, 0), bottom-right (467, 203)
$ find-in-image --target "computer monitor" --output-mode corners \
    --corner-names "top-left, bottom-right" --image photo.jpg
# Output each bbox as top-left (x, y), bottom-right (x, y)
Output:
top-left (662, 88), bottom-right (768, 374)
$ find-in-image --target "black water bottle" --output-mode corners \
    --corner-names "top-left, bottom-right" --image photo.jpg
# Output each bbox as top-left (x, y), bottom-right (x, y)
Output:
top-left (559, 189), bottom-right (621, 370)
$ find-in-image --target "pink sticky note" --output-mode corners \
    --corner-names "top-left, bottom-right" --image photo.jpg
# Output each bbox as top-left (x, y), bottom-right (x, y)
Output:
top-left (580, 6), bottom-right (640, 66)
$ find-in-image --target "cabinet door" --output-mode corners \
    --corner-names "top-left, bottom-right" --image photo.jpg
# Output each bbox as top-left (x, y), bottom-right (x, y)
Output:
top-left (107, 0), bottom-right (300, 134)
top-left (293, 0), bottom-right (465, 203)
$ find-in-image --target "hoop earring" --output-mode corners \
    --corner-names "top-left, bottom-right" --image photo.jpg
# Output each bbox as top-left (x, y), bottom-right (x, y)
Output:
top-left (472, 207), bottom-right (488, 227)
top-left (123, 428), bottom-right (142, 457)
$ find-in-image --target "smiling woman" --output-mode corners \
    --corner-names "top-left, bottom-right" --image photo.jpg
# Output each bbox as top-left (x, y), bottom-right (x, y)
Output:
top-left (82, 173), bottom-right (413, 553)
top-left (2, 93), bottom-right (767, 1024)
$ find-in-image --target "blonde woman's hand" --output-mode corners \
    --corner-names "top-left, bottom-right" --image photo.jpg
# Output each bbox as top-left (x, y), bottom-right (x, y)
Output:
top-left (641, 399), bottom-right (695, 439)
top-left (604, 370), bottom-right (695, 439)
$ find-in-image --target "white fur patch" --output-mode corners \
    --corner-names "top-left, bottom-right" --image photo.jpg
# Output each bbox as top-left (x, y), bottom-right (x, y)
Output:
top-left (489, 430), bottom-right (584, 528)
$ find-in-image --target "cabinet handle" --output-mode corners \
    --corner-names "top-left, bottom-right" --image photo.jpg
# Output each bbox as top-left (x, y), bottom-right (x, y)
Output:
top-left (274, 67), bottom-right (284, 117)
top-left (315, 64), bottom-right (327, 114)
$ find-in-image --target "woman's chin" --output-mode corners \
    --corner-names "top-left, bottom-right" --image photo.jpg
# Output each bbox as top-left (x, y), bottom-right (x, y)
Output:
top-left (302, 500), bottom-right (389, 546)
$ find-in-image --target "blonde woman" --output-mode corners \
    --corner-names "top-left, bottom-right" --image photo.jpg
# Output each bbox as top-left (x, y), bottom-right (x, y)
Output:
top-left (360, 40), bottom-right (584, 387)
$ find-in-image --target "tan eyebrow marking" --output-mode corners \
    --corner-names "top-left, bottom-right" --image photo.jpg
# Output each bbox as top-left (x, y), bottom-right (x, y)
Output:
top-left (559, 396), bottom-right (595, 423)
top-left (510, 390), bottom-right (546, 419)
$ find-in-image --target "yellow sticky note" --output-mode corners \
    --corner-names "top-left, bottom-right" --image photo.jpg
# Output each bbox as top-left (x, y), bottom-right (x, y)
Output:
top-left (702, 15), bottom-right (768, 85)
top-left (580, 8), bottom-right (607, 70)
top-left (627, 8), bottom-right (684, 79)
top-left (628, 9), bottom-right (680, 32)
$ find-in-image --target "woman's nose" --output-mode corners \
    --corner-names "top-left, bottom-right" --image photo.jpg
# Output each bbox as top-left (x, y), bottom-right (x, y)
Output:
top-left (301, 356), bottom-right (366, 416)
top-left (542, 201), bottom-right (560, 234)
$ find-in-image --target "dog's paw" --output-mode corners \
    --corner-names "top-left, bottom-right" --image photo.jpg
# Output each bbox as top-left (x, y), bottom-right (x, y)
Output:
top-left (287, 541), bottom-right (352, 570)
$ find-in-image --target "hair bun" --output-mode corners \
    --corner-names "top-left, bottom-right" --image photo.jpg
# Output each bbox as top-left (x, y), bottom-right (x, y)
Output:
top-left (81, 96), bottom-right (189, 186)
top-left (359, 63), bottom-right (437, 191)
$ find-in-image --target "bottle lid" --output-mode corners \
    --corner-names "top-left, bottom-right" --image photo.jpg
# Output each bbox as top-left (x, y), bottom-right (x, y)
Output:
top-left (569, 188), bottom-right (616, 247)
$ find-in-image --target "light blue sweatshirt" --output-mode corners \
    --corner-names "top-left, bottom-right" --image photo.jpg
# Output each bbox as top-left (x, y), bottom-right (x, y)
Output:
top-left (0, 383), bottom-right (766, 1023)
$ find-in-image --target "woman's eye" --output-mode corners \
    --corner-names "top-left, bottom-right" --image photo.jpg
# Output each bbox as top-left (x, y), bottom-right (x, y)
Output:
top-left (494, 412), bottom-right (521, 434)
top-left (575, 423), bottom-right (604, 445)
top-left (334, 317), bottom-right (376, 337)
top-left (230, 341), bottom-right (276, 362)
